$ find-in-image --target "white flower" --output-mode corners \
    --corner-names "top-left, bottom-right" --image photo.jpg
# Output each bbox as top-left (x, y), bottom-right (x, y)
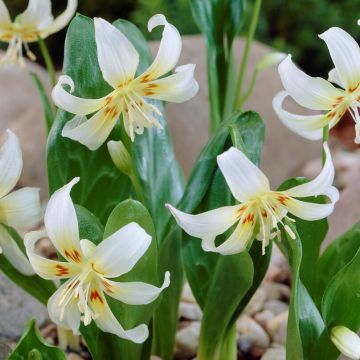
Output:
top-left (25, 178), bottom-right (170, 343)
top-left (167, 144), bottom-right (338, 255)
top-left (331, 326), bottom-right (360, 359)
top-left (0, 130), bottom-right (42, 275)
top-left (273, 27), bottom-right (360, 143)
top-left (0, 0), bottom-right (77, 67)
top-left (52, 15), bottom-right (199, 150)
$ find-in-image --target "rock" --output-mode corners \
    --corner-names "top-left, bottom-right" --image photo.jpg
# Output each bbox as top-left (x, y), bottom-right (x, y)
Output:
top-left (181, 282), bottom-right (197, 304)
top-left (254, 310), bottom-right (275, 328)
top-left (67, 354), bottom-right (83, 360)
top-left (175, 321), bottom-right (201, 358)
top-left (0, 273), bottom-right (48, 339)
top-left (244, 288), bottom-right (267, 316)
top-left (265, 247), bottom-right (290, 283)
top-left (236, 315), bottom-right (270, 348)
top-left (267, 311), bottom-right (288, 345)
top-left (260, 346), bottom-right (286, 360)
top-left (262, 282), bottom-right (291, 302)
top-left (237, 335), bottom-right (253, 354)
top-left (263, 300), bottom-right (289, 316)
top-left (179, 302), bottom-right (202, 321)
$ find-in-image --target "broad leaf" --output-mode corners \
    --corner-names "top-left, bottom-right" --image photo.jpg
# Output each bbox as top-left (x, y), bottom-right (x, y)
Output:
top-left (8, 319), bottom-right (65, 360)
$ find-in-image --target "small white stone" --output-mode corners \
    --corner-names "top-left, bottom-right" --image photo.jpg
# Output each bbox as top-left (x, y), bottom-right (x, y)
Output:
top-left (244, 288), bottom-right (267, 316)
top-left (179, 302), bottom-right (202, 321)
top-left (181, 283), bottom-right (197, 304)
top-left (263, 300), bottom-right (289, 316)
top-left (260, 347), bottom-right (286, 360)
top-left (262, 282), bottom-right (291, 301)
top-left (254, 310), bottom-right (275, 328)
top-left (175, 321), bottom-right (201, 358)
top-left (267, 311), bottom-right (288, 345)
top-left (236, 315), bottom-right (270, 348)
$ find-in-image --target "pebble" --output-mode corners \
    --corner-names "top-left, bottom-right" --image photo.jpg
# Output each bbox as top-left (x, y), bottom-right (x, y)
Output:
top-left (175, 321), bottom-right (201, 358)
top-left (260, 346), bottom-right (286, 360)
top-left (236, 315), bottom-right (270, 348)
top-left (267, 311), bottom-right (288, 345)
top-left (244, 288), bottom-right (267, 316)
top-left (181, 283), bottom-right (197, 304)
top-left (263, 300), bottom-right (289, 316)
top-left (179, 302), bottom-right (202, 321)
top-left (262, 282), bottom-right (291, 301)
top-left (67, 354), bottom-right (83, 360)
top-left (254, 310), bottom-right (275, 328)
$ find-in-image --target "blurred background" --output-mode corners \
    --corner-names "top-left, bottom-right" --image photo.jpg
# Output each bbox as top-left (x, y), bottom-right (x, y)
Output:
top-left (4, 0), bottom-right (360, 77)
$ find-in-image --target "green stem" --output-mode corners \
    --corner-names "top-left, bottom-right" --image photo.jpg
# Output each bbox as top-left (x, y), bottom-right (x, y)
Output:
top-left (234, 0), bottom-right (262, 110)
top-left (322, 124), bottom-right (329, 165)
top-left (38, 37), bottom-right (56, 86)
top-left (219, 325), bottom-right (237, 360)
top-left (129, 173), bottom-right (145, 204)
top-left (237, 69), bottom-right (259, 109)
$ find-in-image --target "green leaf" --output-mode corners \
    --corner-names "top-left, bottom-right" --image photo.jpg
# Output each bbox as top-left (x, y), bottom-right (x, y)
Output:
top-left (277, 177), bottom-right (328, 295)
top-left (46, 15), bottom-right (132, 224)
top-left (0, 226), bottom-right (56, 305)
top-left (8, 319), bottom-right (66, 360)
top-left (313, 221), bottom-right (360, 306)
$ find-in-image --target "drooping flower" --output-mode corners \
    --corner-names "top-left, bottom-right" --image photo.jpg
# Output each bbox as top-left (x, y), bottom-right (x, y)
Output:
top-left (273, 27), bottom-right (360, 144)
top-left (0, 130), bottom-right (42, 275)
top-left (167, 144), bottom-right (338, 255)
top-left (331, 326), bottom-right (360, 359)
top-left (0, 0), bottom-right (77, 67)
top-left (25, 178), bottom-right (170, 343)
top-left (52, 15), bottom-right (199, 150)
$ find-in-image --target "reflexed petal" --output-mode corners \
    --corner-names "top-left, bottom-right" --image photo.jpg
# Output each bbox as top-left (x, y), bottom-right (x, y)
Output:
top-left (94, 18), bottom-right (139, 89)
top-left (140, 14), bottom-right (181, 80)
top-left (44, 178), bottom-right (84, 264)
top-left (20, 0), bottom-right (53, 28)
top-left (166, 204), bottom-right (240, 239)
top-left (319, 27), bottom-right (360, 91)
top-left (201, 214), bottom-right (255, 255)
top-left (278, 55), bottom-right (343, 110)
top-left (102, 271), bottom-right (170, 305)
top-left (62, 105), bottom-right (119, 151)
top-left (0, 0), bottom-right (11, 26)
top-left (273, 91), bottom-right (333, 140)
top-left (280, 142), bottom-right (337, 198)
top-left (328, 68), bottom-right (344, 88)
top-left (52, 75), bottom-right (108, 116)
top-left (89, 284), bottom-right (149, 343)
top-left (0, 187), bottom-right (42, 228)
top-left (0, 225), bottom-right (34, 275)
top-left (48, 280), bottom-right (81, 334)
top-left (139, 64), bottom-right (199, 103)
top-left (0, 130), bottom-right (22, 198)
top-left (25, 230), bottom-right (81, 279)
top-left (217, 147), bottom-right (270, 202)
top-left (40, 0), bottom-right (77, 37)
top-left (284, 198), bottom-right (335, 221)
top-left (91, 222), bottom-right (151, 278)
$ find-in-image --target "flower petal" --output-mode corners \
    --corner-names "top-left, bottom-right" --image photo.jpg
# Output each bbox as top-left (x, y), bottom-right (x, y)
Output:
top-left (40, 0), bottom-right (77, 37)
top-left (0, 130), bottom-right (22, 198)
top-left (328, 68), bottom-right (344, 88)
top-left (91, 222), bottom-right (151, 278)
top-left (89, 284), bottom-right (149, 343)
top-left (0, 1), bottom-right (11, 26)
top-left (201, 213), bottom-right (256, 255)
top-left (20, 0), bottom-right (53, 29)
top-left (44, 178), bottom-right (84, 264)
top-left (94, 18), bottom-right (139, 89)
top-left (280, 142), bottom-right (338, 200)
top-left (62, 106), bottom-right (119, 151)
top-left (25, 230), bottom-right (81, 279)
top-left (101, 271), bottom-right (170, 305)
top-left (278, 55), bottom-right (343, 110)
top-left (48, 280), bottom-right (81, 334)
top-left (217, 147), bottom-right (270, 202)
top-left (272, 91), bottom-right (335, 140)
top-left (284, 198), bottom-right (335, 221)
top-left (331, 326), bottom-right (360, 360)
top-left (166, 204), bottom-right (240, 240)
top-left (0, 224), bottom-right (34, 275)
top-left (319, 27), bottom-right (360, 91)
top-left (139, 64), bottom-right (199, 103)
top-left (0, 187), bottom-right (42, 228)
top-left (52, 75), bottom-right (108, 116)
top-left (140, 14), bottom-right (181, 80)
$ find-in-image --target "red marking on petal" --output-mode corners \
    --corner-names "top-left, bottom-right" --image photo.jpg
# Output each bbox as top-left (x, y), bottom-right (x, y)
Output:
top-left (90, 290), bottom-right (104, 303)
top-left (55, 264), bottom-right (70, 276)
top-left (64, 249), bottom-right (82, 263)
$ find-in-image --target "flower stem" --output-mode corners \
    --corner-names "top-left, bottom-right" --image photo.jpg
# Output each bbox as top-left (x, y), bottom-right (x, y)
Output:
top-left (38, 37), bottom-right (56, 87)
top-left (322, 124), bottom-right (329, 165)
top-left (236, 69), bottom-right (259, 109)
top-left (234, 0), bottom-right (262, 110)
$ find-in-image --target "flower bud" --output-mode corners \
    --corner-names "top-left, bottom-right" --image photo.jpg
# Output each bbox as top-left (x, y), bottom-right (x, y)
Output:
top-left (256, 52), bottom-right (287, 72)
top-left (107, 140), bottom-right (133, 176)
top-left (330, 326), bottom-right (360, 359)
